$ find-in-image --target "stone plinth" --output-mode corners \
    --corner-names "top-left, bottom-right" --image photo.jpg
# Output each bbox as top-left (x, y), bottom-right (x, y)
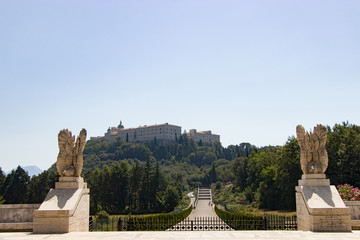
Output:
top-left (33, 177), bottom-right (89, 234)
top-left (296, 174), bottom-right (351, 232)
top-left (55, 176), bottom-right (87, 189)
top-left (298, 174), bottom-right (330, 186)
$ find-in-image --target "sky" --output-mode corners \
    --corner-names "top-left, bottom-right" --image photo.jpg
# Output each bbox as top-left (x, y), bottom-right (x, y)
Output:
top-left (1, 0), bottom-right (359, 173)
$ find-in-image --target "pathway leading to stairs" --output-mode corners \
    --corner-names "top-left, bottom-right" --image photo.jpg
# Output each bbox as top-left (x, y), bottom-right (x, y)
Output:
top-left (188, 188), bottom-right (217, 220)
top-left (170, 188), bottom-right (230, 231)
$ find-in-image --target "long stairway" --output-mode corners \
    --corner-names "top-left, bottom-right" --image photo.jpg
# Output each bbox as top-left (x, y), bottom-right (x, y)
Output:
top-left (198, 188), bottom-right (211, 200)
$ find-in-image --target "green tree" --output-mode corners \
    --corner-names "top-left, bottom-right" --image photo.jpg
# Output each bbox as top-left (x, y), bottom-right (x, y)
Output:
top-left (3, 166), bottom-right (30, 204)
top-left (110, 161), bottom-right (129, 213)
top-left (0, 167), bottom-right (5, 204)
top-left (100, 165), bottom-right (112, 212)
top-left (27, 170), bottom-right (57, 203)
top-left (149, 161), bottom-right (162, 211)
top-left (139, 155), bottom-right (152, 211)
top-left (85, 167), bottom-right (102, 214)
top-left (258, 165), bottom-right (278, 209)
top-left (326, 122), bottom-right (360, 186)
top-left (247, 149), bottom-right (277, 189)
top-left (163, 186), bottom-right (180, 212)
top-left (209, 164), bottom-right (217, 184)
top-left (129, 162), bottom-right (142, 211)
top-left (274, 136), bottom-right (301, 210)
top-left (232, 156), bottom-right (249, 191)
top-left (0, 167), bottom-right (5, 192)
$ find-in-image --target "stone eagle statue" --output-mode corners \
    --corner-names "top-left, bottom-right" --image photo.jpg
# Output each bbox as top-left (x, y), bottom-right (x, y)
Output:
top-left (296, 124), bottom-right (328, 174)
top-left (56, 128), bottom-right (87, 177)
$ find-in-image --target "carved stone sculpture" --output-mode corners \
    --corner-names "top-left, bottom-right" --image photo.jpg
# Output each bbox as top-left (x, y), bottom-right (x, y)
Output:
top-left (296, 124), bottom-right (328, 174)
top-left (57, 128), bottom-right (87, 177)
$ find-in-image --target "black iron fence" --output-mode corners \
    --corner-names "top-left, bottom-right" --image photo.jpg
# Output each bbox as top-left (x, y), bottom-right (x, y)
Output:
top-left (89, 215), bottom-right (297, 231)
top-left (264, 214), bottom-right (297, 230)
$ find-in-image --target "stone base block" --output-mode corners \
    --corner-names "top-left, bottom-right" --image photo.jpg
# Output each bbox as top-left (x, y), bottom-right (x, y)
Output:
top-left (352, 220), bottom-right (360, 230)
top-left (0, 222), bottom-right (33, 232)
top-left (296, 183), bottom-right (351, 232)
top-left (33, 178), bottom-right (89, 234)
top-left (298, 174), bottom-right (330, 186)
top-left (55, 177), bottom-right (87, 189)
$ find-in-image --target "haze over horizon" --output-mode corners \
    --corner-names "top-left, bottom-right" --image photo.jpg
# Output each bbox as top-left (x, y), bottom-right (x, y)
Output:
top-left (1, 0), bottom-right (359, 172)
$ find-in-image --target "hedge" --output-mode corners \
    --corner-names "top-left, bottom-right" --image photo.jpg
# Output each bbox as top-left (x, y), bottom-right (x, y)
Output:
top-left (215, 205), bottom-right (264, 230)
top-left (126, 205), bottom-right (193, 231)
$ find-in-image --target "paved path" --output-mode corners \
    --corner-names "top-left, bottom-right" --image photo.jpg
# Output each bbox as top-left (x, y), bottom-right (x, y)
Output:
top-left (189, 198), bottom-right (217, 219)
top-left (170, 189), bottom-right (227, 231)
top-left (188, 188), bottom-right (218, 220)
top-left (1, 231), bottom-right (360, 240)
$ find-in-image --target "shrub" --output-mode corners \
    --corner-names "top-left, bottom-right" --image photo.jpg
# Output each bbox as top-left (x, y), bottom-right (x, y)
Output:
top-left (337, 184), bottom-right (360, 201)
top-left (96, 210), bottom-right (110, 219)
top-left (127, 205), bottom-right (193, 231)
top-left (215, 205), bottom-right (263, 230)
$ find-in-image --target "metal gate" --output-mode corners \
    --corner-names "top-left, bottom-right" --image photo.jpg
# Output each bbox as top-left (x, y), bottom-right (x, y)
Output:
top-left (169, 217), bottom-right (232, 231)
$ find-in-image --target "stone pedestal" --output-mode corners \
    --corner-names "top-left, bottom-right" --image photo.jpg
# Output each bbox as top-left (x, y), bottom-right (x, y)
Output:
top-left (296, 174), bottom-right (351, 232)
top-left (33, 177), bottom-right (89, 234)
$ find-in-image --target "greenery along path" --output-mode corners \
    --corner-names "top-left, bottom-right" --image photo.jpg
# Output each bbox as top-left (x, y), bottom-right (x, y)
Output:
top-left (189, 189), bottom-right (217, 219)
top-left (173, 189), bottom-right (231, 231)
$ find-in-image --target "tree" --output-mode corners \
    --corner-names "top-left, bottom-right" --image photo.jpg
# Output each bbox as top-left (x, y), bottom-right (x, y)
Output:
top-left (0, 167), bottom-right (5, 204)
top-left (232, 156), bottom-right (248, 191)
top-left (326, 122), bottom-right (360, 187)
top-left (163, 186), bottom-right (180, 212)
top-left (27, 170), bottom-right (57, 203)
top-left (85, 167), bottom-right (102, 214)
top-left (274, 136), bottom-right (301, 210)
top-left (247, 149), bottom-right (277, 189)
top-left (139, 155), bottom-right (152, 211)
top-left (149, 161), bottom-right (162, 211)
top-left (0, 167), bottom-right (5, 193)
top-left (109, 162), bottom-right (129, 213)
top-left (258, 165), bottom-right (278, 209)
top-left (2, 166), bottom-right (30, 204)
top-left (209, 164), bottom-right (217, 184)
top-left (129, 162), bottom-right (142, 211)
top-left (101, 165), bottom-right (112, 212)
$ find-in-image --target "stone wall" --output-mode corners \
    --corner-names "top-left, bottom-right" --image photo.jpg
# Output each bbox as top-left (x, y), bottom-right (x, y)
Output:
top-left (0, 204), bottom-right (40, 231)
top-left (344, 201), bottom-right (360, 230)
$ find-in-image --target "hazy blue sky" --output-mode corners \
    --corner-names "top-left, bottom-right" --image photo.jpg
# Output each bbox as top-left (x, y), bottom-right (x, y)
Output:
top-left (1, 0), bottom-right (359, 173)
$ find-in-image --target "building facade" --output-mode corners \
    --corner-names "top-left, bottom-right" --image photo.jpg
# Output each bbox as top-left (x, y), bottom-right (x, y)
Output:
top-left (100, 122), bottom-right (181, 146)
top-left (91, 122), bottom-right (220, 146)
top-left (186, 129), bottom-right (220, 145)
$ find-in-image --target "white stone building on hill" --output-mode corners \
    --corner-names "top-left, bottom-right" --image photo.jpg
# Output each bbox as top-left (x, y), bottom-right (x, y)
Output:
top-left (91, 121), bottom-right (220, 146)
top-left (186, 129), bottom-right (220, 145)
top-left (102, 122), bottom-right (181, 146)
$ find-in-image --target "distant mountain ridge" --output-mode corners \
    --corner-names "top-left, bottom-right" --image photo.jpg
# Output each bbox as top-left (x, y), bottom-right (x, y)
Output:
top-left (23, 165), bottom-right (43, 176)
top-left (6, 165), bottom-right (44, 176)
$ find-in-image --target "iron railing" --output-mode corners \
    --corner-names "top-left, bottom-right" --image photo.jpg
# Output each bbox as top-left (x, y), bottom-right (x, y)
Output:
top-left (90, 215), bottom-right (297, 231)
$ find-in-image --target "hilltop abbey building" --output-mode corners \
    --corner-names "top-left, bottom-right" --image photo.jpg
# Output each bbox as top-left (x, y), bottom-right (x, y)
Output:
top-left (91, 121), bottom-right (220, 146)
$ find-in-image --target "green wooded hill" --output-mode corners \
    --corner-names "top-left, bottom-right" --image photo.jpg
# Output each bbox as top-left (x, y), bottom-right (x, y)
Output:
top-left (83, 135), bottom-right (257, 188)
top-left (81, 135), bottom-right (256, 214)
top-left (1, 122), bottom-right (359, 215)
